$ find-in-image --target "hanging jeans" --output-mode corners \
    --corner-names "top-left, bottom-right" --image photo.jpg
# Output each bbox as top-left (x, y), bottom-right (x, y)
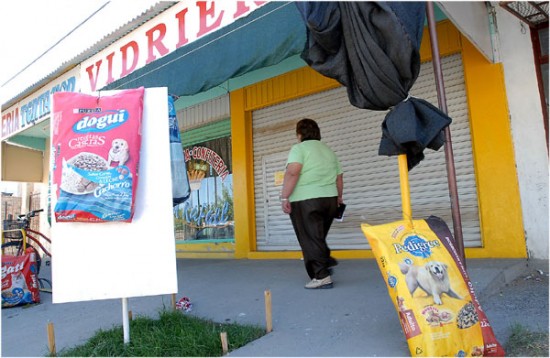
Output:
top-left (290, 196), bottom-right (338, 279)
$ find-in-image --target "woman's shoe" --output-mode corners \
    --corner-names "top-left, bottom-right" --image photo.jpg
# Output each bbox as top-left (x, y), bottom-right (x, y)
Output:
top-left (305, 276), bottom-right (333, 289)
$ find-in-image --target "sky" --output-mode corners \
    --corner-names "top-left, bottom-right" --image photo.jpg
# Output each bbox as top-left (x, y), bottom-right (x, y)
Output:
top-left (0, 0), bottom-right (110, 87)
top-left (0, 0), bottom-right (108, 193)
top-left (0, 0), bottom-right (168, 105)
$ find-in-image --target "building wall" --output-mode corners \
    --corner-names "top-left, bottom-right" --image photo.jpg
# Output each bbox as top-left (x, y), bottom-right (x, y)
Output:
top-left (496, 10), bottom-right (549, 259)
top-left (1, 195), bottom-right (22, 221)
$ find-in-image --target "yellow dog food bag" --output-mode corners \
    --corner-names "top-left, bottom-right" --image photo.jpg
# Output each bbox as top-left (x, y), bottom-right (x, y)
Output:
top-left (362, 216), bottom-right (504, 357)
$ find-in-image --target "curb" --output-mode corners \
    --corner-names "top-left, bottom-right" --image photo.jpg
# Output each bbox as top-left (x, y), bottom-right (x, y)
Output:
top-left (477, 261), bottom-right (528, 301)
top-left (476, 259), bottom-right (549, 301)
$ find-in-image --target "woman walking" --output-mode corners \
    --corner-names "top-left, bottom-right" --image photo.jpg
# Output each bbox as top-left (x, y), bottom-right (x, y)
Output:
top-left (281, 118), bottom-right (344, 289)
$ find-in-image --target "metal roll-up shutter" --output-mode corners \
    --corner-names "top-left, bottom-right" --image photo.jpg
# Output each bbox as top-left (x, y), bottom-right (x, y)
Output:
top-left (253, 54), bottom-right (481, 251)
top-left (177, 94), bottom-right (230, 131)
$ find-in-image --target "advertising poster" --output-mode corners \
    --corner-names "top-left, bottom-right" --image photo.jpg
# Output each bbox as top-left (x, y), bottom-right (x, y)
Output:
top-left (173, 135), bottom-right (234, 242)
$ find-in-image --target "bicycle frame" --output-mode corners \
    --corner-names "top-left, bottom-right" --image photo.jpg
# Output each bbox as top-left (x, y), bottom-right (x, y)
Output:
top-left (3, 208), bottom-right (50, 253)
top-left (2, 218), bottom-right (51, 258)
top-left (25, 229), bottom-right (52, 258)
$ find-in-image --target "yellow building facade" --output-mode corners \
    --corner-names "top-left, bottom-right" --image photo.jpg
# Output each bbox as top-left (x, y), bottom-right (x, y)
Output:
top-left (176, 21), bottom-right (527, 260)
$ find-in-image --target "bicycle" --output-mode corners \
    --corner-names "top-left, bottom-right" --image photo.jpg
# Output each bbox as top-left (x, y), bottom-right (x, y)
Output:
top-left (2, 209), bottom-right (52, 292)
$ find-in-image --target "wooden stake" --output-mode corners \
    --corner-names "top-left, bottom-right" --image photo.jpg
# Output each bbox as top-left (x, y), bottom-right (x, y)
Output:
top-left (128, 310), bottom-right (133, 321)
top-left (47, 322), bottom-right (56, 356)
top-left (264, 290), bottom-right (272, 333)
top-left (171, 293), bottom-right (177, 310)
top-left (220, 332), bottom-right (228, 355)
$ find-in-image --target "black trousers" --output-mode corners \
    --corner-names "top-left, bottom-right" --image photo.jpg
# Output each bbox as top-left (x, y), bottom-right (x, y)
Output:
top-left (290, 197), bottom-right (338, 279)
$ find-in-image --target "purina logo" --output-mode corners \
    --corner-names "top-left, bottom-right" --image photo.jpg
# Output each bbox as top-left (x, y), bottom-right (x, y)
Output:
top-left (387, 274), bottom-right (398, 288)
top-left (73, 110), bottom-right (129, 133)
top-left (392, 234), bottom-right (440, 258)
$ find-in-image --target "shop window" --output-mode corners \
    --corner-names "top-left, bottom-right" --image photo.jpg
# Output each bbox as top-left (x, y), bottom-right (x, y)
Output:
top-left (531, 23), bottom-right (549, 148)
top-left (174, 135), bottom-right (233, 242)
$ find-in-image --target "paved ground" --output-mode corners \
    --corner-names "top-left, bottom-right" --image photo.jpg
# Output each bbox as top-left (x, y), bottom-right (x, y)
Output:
top-left (1, 258), bottom-right (548, 357)
top-left (479, 266), bottom-right (549, 346)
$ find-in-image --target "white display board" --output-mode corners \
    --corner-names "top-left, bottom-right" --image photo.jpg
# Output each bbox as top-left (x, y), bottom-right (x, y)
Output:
top-left (51, 87), bottom-right (178, 303)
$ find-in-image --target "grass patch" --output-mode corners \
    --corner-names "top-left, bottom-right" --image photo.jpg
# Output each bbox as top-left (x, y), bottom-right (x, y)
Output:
top-left (57, 310), bottom-right (265, 357)
top-left (505, 324), bottom-right (549, 357)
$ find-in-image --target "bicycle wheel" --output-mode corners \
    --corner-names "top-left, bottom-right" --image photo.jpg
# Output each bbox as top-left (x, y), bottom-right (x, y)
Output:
top-left (1, 242), bottom-right (42, 275)
top-left (38, 278), bottom-right (52, 293)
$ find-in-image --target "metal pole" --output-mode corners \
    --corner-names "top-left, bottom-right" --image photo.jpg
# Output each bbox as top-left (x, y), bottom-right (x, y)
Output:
top-left (426, 2), bottom-right (466, 266)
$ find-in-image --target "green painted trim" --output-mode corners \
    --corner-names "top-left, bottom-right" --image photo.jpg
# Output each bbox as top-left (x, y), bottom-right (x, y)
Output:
top-left (7, 136), bottom-right (46, 151)
top-left (432, 4), bottom-right (447, 23)
top-left (181, 118), bottom-right (231, 147)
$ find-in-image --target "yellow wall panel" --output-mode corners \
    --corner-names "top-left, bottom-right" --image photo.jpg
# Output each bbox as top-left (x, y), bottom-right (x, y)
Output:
top-left (248, 250), bottom-right (376, 260)
top-left (43, 138), bottom-right (51, 183)
top-left (230, 89), bottom-right (256, 258)
top-left (420, 20), bottom-right (462, 62)
top-left (244, 67), bottom-right (339, 111)
top-left (461, 37), bottom-right (526, 258)
top-left (1, 142), bottom-right (43, 182)
top-left (175, 242), bottom-right (235, 259)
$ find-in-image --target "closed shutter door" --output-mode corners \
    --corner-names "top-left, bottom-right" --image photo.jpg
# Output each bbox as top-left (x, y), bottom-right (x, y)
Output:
top-left (253, 54), bottom-right (481, 251)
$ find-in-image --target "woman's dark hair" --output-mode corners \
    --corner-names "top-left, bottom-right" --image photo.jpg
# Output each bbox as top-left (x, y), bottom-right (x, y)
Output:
top-left (296, 118), bottom-right (321, 141)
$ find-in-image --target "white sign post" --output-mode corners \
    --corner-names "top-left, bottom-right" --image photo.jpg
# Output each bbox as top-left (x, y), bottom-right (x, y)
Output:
top-left (122, 297), bottom-right (130, 343)
top-left (51, 87), bottom-right (178, 343)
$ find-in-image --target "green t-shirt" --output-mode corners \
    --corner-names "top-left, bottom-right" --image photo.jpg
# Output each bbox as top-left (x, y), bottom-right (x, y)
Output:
top-left (286, 140), bottom-right (342, 202)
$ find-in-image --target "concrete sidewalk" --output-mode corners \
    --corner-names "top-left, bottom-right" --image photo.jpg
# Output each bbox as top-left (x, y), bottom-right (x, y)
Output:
top-left (2, 258), bottom-right (548, 357)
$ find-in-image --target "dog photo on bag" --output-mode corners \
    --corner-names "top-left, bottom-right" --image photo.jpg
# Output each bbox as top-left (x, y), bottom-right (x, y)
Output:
top-left (108, 138), bottom-right (130, 167)
top-left (399, 260), bottom-right (463, 305)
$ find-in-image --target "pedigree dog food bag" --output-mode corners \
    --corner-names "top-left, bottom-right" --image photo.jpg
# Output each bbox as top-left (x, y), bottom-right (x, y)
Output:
top-left (52, 88), bottom-right (144, 222)
top-left (362, 216), bottom-right (504, 357)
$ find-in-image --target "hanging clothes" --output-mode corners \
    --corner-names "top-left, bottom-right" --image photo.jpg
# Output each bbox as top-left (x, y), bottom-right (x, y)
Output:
top-left (296, 2), bottom-right (452, 169)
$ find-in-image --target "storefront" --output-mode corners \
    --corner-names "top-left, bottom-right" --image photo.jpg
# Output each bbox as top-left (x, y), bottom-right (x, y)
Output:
top-left (227, 20), bottom-right (526, 260)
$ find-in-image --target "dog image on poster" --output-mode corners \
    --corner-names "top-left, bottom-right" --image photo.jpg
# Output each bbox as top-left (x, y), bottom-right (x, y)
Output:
top-left (107, 138), bottom-right (130, 167)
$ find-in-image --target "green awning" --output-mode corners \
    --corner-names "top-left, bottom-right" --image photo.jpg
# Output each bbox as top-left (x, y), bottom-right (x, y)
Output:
top-left (103, 2), bottom-right (306, 97)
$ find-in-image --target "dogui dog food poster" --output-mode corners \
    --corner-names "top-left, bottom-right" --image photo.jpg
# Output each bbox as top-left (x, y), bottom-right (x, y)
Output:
top-left (52, 87), bottom-right (144, 222)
